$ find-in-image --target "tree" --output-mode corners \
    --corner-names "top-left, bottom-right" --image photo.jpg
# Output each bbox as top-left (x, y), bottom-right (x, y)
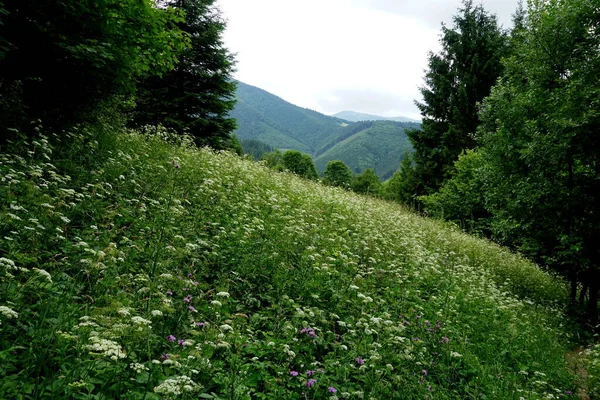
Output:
top-left (404, 0), bottom-right (508, 201)
top-left (0, 0), bottom-right (187, 141)
top-left (131, 0), bottom-right (237, 150)
top-left (352, 169), bottom-right (381, 196)
top-left (477, 0), bottom-right (600, 321)
top-left (282, 150), bottom-right (318, 180)
top-left (323, 160), bottom-right (353, 188)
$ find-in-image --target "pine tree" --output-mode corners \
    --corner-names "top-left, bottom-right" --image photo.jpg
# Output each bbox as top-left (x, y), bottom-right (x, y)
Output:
top-left (132, 0), bottom-right (237, 150)
top-left (405, 0), bottom-right (508, 197)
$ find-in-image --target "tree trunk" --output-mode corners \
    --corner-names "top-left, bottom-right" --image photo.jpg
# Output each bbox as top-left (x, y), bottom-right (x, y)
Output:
top-left (587, 268), bottom-right (599, 325)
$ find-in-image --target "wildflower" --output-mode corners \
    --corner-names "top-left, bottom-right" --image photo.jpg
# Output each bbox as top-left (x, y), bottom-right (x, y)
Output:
top-left (422, 370), bottom-right (428, 376)
top-left (440, 336), bottom-right (449, 344)
top-left (305, 379), bottom-right (316, 388)
top-left (178, 339), bottom-right (186, 346)
top-left (184, 295), bottom-right (192, 303)
top-left (196, 322), bottom-right (205, 328)
top-left (219, 324), bottom-right (233, 332)
top-left (166, 291), bottom-right (173, 296)
top-left (300, 327), bottom-right (317, 338)
top-left (188, 306), bottom-right (197, 312)
top-left (211, 300), bottom-right (222, 307)
top-left (0, 306), bottom-right (19, 319)
top-left (151, 310), bottom-right (163, 317)
top-left (290, 371), bottom-right (299, 377)
top-left (167, 335), bottom-right (176, 342)
top-left (306, 370), bottom-right (315, 376)
top-left (355, 357), bottom-right (365, 365)
top-left (328, 387), bottom-right (337, 393)
top-left (161, 353), bottom-right (169, 360)
top-left (216, 291), bottom-right (230, 298)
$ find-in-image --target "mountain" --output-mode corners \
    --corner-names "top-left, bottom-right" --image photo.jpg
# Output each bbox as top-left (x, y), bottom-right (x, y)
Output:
top-left (231, 81), bottom-right (417, 178)
top-left (230, 81), bottom-right (348, 154)
top-left (314, 121), bottom-right (414, 180)
top-left (332, 110), bottom-right (421, 123)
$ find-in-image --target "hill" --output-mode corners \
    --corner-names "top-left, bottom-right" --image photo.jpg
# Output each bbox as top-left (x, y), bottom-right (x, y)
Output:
top-left (230, 81), bottom-right (347, 154)
top-left (333, 110), bottom-right (421, 123)
top-left (231, 81), bottom-right (415, 178)
top-left (314, 121), bottom-right (414, 179)
top-left (0, 128), bottom-right (593, 399)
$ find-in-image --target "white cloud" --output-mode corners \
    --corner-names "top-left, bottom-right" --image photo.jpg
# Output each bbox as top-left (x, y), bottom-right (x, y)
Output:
top-left (217, 0), bottom-right (521, 119)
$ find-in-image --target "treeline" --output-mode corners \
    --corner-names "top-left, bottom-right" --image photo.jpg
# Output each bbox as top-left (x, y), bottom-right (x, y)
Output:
top-left (0, 0), bottom-right (238, 151)
top-left (384, 0), bottom-right (599, 323)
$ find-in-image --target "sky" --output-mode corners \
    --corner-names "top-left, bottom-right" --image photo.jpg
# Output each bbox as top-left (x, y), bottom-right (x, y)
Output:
top-left (216, 0), bottom-right (522, 120)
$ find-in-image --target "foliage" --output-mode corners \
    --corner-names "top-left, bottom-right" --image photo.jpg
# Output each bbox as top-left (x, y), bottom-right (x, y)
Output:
top-left (282, 150), bottom-right (318, 180)
top-left (402, 0), bottom-right (508, 201)
top-left (322, 160), bottom-right (353, 189)
top-left (475, 0), bottom-right (600, 321)
top-left (0, 0), bottom-right (187, 141)
top-left (383, 156), bottom-right (423, 209)
top-left (352, 169), bottom-right (381, 196)
top-left (421, 150), bottom-right (490, 234)
top-left (0, 126), bottom-right (579, 398)
top-left (131, 0), bottom-right (238, 151)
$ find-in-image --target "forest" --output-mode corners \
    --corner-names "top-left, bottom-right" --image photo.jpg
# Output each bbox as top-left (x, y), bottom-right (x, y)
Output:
top-left (0, 0), bottom-right (599, 398)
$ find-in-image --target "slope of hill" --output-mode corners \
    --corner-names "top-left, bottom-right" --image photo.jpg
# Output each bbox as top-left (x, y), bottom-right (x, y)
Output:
top-left (231, 81), bottom-right (347, 153)
top-left (333, 110), bottom-right (421, 123)
top-left (0, 129), bottom-right (592, 399)
top-left (231, 82), bottom-right (415, 178)
top-left (314, 121), bottom-right (414, 179)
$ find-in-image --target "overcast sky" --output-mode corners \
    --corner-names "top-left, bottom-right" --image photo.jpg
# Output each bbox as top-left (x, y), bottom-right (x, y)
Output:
top-left (216, 0), bottom-right (522, 120)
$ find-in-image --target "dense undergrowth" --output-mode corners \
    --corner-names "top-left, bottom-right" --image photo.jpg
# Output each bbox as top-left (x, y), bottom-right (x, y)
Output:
top-left (0, 127), bottom-right (598, 399)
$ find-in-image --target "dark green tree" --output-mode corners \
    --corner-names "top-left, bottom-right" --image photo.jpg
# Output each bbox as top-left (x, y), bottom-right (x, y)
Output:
top-left (282, 150), bottom-right (318, 180)
top-left (323, 160), bottom-right (353, 188)
top-left (404, 0), bottom-right (508, 200)
top-left (131, 0), bottom-right (237, 150)
top-left (476, 0), bottom-right (600, 321)
top-left (352, 169), bottom-right (381, 196)
top-left (0, 0), bottom-right (186, 141)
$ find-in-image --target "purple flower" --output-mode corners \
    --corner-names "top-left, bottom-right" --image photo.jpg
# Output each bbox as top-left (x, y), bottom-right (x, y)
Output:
top-left (188, 306), bottom-right (197, 312)
top-left (187, 273), bottom-right (193, 277)
top-left (178, 339), bottom-right (186, 346)
top-left (425, 320), bottom-right (431, 326)
top-left (184, 295), bottom-right (192, 303)
top-left (306, 370), bottom-right (315, 376)
top-left (305, 379), bottom-right (316, 388)
top-left (161, 353), bottom-right (169, 360)
top-left (355, 357), bottom-right (365, 365)
top-left (422, 370), bottom-right (428, 376)
top-left (166, 335), bottom-right (176, 342)
top-left (166, 291), bottom-right (173, 296)
top-left (196, 322), bottom-right (205, 328)
top-left (440, 336), bottom-right (449, 344)
top-left (300, 327), bottom-right (317, 338)
top-left (328, 387), bottom-right (337, 393)
top-left (290, 371), bottom-right (299, 377)
top-left (193, 281), bottom-right (199, 285)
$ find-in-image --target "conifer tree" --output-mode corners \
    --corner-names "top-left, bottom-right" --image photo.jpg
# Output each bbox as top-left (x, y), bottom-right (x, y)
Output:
top-left (132, 0), bottom-right (237, 150)
top-left (401, 0), bottom-right (508, 199)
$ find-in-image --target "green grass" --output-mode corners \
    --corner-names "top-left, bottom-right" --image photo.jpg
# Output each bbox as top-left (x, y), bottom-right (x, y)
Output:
top-left (0, 127), bottom-right (597, 399)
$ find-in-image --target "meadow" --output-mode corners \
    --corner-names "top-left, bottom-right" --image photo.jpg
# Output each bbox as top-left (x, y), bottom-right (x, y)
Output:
top-left (0, 127), bottom-right (598, 399)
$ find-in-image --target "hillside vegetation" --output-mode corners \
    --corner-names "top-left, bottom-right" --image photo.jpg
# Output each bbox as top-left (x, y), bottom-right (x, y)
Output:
top-left (332, 111), bottom-right (420, 123)
top-left (1, 128), bottom-right (597, 399)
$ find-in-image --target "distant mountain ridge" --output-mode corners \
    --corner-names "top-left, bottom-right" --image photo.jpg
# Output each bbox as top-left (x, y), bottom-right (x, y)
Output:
top-left (231, 81), bottom-right (417, 179)
top-left (333, 110), bottom-right (421, 123)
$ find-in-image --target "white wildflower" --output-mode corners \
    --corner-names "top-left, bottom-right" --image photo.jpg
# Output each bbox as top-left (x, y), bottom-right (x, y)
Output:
top-left (216, 291), bottom-right (230, 298)
top-left (86, 336), bottom-right (126, 360)
top-left (33, 268), bottom-right (52, 282)
top-left (131, 316), bottom-right (152, 326)
top-left (0, 306), bottom-right (19, 319)
top-left (151, 310), bottom-right (163, 317)
top-left (153, 376), bottom-right (201, 395)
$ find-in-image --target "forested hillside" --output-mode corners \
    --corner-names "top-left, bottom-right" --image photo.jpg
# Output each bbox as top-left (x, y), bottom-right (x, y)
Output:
top-left (231, 81), bottom-right (415, 178)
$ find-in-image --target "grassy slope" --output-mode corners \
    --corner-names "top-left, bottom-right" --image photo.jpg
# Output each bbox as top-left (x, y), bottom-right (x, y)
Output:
top-left (314, 121), bottom-right (413, 179)
top-left (0, 129), bottom-right (594, 399)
